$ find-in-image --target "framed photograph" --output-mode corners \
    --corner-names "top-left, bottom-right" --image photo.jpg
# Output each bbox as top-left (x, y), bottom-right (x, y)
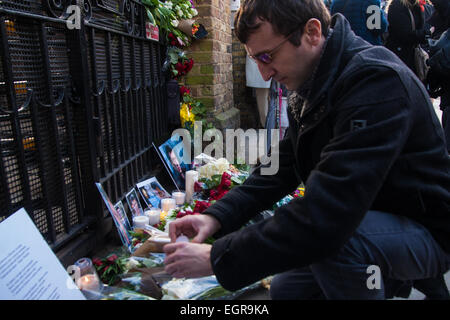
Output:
top-left (113, 200), bottom-right (132, 231)
top-left (136, 177), bottom-right (169, 209)
top-left (157, 133), bottom-right (191, 190)
top-left (125, 188), bottom-right (144, 218)
top-left (96, 183), bottom-right (133, 252)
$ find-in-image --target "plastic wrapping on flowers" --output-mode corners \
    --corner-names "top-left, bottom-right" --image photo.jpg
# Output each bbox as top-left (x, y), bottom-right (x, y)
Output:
top-left (161, 275), bottom-right (265, 300)
top-left (142, 0), bottom-right (198, 46)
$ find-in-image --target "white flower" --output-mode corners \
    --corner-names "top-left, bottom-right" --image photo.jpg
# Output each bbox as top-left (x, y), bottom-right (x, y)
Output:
top-left (171, 19), bottom-right (179, 27)
top-left (198, 158), bottom-right (231, 179)
top-left (191, 8), bottom-right (198, 16)
top-left (178, 10), bottom-right (183, 17)
top-left (187, 13), bottom-right (192, 19)
top-left (125, 257), bottom-right (140, 270)
top-left (165, 1), bottom-right (173, 9)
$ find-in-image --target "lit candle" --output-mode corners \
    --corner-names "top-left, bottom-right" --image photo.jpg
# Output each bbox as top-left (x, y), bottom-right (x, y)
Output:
top-left (77, 274), bottom-right (101, 292)
top-left (161, 198), bottom-right (176, 212)
top-left (133, 215), bottom-right (149, 229)
top-left (185, 170), bottom-right (199, 203)
top-left (172, 191), bottom-right (186, 206)
top-left (145, 208), bottom-right (161, 226)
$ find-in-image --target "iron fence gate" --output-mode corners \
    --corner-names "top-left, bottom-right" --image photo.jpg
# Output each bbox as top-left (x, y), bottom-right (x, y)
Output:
top-left (0, 0), bottom-right (169, 261)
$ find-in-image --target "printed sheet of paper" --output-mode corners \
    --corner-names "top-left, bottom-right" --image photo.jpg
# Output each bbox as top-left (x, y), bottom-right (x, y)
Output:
top-left (0, 208), bottom-right (86, 300)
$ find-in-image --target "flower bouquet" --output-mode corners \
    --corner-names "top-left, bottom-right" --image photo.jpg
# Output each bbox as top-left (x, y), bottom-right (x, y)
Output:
top-left (92, 252), bottom-right (160, 286)
top-left (168, 47), bottom-right (194, 79)
top-left (142, 0), bottom-right (199, 47)
top-left (195, 157), bottom-right (250, 200)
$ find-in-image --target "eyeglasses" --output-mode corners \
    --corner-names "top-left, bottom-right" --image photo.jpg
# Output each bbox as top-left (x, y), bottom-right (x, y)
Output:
top-left (248, 32), bottom-right (296, 64)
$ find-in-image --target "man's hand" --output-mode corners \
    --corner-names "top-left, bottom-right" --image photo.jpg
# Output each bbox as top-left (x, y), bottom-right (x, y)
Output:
top-left (168, 214), bottom-right (221, 243)
top-left (163, 242), bottom-right (213, 279)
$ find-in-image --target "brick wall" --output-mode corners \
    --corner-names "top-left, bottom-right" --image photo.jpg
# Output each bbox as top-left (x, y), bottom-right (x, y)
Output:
top-left (186, 0), bottom-right (235, 121)
top-left (232, 32), bottom-right (258, 129)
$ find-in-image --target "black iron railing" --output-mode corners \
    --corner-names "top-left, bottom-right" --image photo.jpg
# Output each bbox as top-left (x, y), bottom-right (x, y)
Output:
top-left (0, 0), bottom-right (169, 256)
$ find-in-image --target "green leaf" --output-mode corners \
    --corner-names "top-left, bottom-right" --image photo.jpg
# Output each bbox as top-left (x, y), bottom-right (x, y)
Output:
top-left (146, 8), bottom-right (155, 24)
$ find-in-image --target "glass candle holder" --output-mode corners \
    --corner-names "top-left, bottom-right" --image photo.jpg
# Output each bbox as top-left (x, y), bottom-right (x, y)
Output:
top-left (74, 257), bottom-right (102, 292)
top-left (145, 208), bottom-right (161, 226)
top-left (133, 215), bottom-right (149, 229)
top-left (172, 190), bottom-right (186, 206)
top-left (161, 198), bottom-right (176, 212)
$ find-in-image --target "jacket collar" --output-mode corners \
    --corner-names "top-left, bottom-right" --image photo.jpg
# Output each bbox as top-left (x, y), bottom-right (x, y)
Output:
top-left (289, 13), bottom-right (372, 121)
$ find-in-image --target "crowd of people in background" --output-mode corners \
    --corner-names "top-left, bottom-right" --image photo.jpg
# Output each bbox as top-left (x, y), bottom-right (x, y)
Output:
top-left (325, 0), bottom-right (449, 152)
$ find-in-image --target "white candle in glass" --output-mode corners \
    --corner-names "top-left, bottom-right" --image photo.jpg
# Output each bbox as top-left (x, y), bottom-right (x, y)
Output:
top-left (161, 198), bottom-right (176, 212)
top-left (145, 208), bottom-right (161, 225)
top-left (77, 274), bottom-right (101, 292)
top-left (133, 215), bottom-right (149, 229)
top-left (172, 191), bottom-right (186, 206)
top-left (185, 170), bottom-right (199, 203)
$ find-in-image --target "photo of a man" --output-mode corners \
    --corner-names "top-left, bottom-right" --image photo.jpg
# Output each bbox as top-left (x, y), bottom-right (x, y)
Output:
top-left (158, 134), bottom-right (191, 189)
top-left (137, 181), bottom-right (162, 208)
top-left (113, 200), bottom-right (132, 231)
top-left (136, 177), bottom-right (170, 209)
top-left (96, 183), bottom-right (133, 251)
top-left (125, 188), bottom-right (143, 218)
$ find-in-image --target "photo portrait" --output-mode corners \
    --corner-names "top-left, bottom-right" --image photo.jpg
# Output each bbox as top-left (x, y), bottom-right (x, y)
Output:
top-left (96, 183), bottom-right (133, 251)
top-left (158, 133), bottom-right (191, 190)
top-left (125, 188), bottom-right (144, 218)
top-left (136, 178), bottom-right (165, 208)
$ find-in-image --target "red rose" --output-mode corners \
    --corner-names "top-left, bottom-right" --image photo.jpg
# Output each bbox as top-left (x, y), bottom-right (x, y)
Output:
top-left (176, 211), bottom-right (187, 219)
top-left (93, 258), bottom-right (103, 267)
top-left (193, 200), bottom-right (210, 214)
top-left (107, 254), bottom-right (118, 263)
top-left (210, 189), bottom-right (218, 199)
top-left (194, 181), bottom-right (204, 192)
top-left (216, 190), bottom-right (228, 200)
top-left (180, 86), bottom-right (191, 97)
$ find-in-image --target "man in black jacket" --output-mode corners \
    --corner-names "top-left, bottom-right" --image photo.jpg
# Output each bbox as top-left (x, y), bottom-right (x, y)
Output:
top-left (163, 0), bottom-right (450, 299)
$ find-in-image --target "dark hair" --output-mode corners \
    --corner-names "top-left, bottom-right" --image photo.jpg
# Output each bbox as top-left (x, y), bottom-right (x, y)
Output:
top-left (234, 0), bottom-right (331, 46)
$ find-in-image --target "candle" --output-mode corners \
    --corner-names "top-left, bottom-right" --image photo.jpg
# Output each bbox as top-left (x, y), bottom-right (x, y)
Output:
top-left (176, 234), bottom-right (189, 242)
top-left (185, 170), bottom-right (199, 203)
top-left (161, 198), bottom-right (176, 212)
top-left (74, 257), bottom-right (95, 276)
top-left (172, 191), bottom-right (186, 206)
top-left (77, 274), bottom-right (101, 292)
top-left (133, 215), bottom-right (149, 229)
top-left (145, 208), bottom-right (161, 226)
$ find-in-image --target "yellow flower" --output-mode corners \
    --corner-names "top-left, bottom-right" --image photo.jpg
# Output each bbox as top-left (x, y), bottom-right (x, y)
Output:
top-left (180, 103), bottom-right (195, 127)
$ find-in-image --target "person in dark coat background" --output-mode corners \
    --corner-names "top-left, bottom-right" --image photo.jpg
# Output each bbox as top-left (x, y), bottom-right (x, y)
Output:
top-left (428, 0), bottom-right (449, 38)
top-left (427, 0), bottom-right (450, 152)
top-left (330, 0), bottom-right (388, 45)
top-left (162, 0), bottom-right (450, 300)
top-left (385, 0), bottom-right (432, 76)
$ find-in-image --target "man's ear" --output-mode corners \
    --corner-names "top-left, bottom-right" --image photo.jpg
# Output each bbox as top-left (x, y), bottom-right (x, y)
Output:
top-left (303, 18), bottom-right (322, 46)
